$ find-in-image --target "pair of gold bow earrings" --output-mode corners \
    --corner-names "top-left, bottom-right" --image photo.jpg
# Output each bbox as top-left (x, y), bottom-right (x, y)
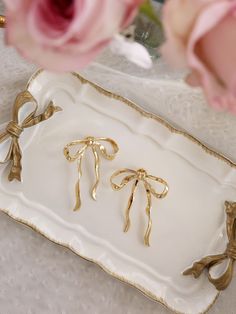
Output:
top-left (63, 136), bottom-right (169, 247)
top-left (1, 91), bottom-right (236, 290)
top-left (0, 91), bottom-right (169, 247)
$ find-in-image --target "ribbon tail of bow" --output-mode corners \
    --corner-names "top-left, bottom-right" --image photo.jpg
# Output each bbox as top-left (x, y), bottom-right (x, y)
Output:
top-left (73, 154), bottom-right (83, 211)
top-left (144, 182), bottom-right (152, 246)
top-left (0, 132), bottom-right (19, 180)
top-left (8, 138), bottom-right (22, 182)
top-left (91, 146), bottom-right (100, 201)
top-left (124, 179), bottom-right (139, 233)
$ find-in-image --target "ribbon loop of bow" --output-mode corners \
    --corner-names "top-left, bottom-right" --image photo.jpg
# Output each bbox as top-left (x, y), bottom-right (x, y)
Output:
top-left (64, 136), bottom-right (119, 211)
top-left (183, 201), bottom-right (236, 291)
top-left (0, 90), bottom-right (61, 182)
top-left (110, 168), bottom-right (169, 246)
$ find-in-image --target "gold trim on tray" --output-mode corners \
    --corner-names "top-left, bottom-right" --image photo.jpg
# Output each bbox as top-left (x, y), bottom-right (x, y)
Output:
top-left (0, 208), bottom-right (219, 314)
top-left (27, 69), bottom-right (236, 170)
top-left (184, 201), bottom-right (236, 291)
top-left (4, 69), bottom-right (236, 314)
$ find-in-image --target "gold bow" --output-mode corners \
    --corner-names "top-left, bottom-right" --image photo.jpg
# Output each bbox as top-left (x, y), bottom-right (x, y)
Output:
top-left (183, 201), bottom-right (236, 291)
top-left (110, 168), bottom-right (169, 246)
top-left (0, 91), bottom-right (61, 182)
top-left (64, 136), bottom-right (119, 211)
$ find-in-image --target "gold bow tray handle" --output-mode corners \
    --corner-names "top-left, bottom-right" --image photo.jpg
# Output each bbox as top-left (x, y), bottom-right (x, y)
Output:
top-left (184, 201), bottom-right (236, 291)
top-left (0, 91), bottom-right (61, 182)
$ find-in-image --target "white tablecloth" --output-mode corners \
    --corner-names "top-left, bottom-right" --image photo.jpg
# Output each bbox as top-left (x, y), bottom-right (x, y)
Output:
top-left (0, 2), bottom-right (235, 313)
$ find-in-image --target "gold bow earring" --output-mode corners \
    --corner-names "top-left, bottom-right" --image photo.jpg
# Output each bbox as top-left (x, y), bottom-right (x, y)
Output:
top-left (64, 136), bottom-right (119, 211)
top-left (110, 168), bottom-right (169, 246)
top-left (0, 91), bottom-right (61, 181)
top-left (183, 201), bottom-right (236, 291)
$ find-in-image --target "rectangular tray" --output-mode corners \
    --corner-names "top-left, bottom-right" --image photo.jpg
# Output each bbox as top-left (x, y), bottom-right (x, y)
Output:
top-left (1, 70), bottom-right (236, 314)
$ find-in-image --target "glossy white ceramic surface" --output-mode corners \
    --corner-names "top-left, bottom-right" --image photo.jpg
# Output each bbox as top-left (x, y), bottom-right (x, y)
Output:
top-left (1, 70), bottom-right (236, 314)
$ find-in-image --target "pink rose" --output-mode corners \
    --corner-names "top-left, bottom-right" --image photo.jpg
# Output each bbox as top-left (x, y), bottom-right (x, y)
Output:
top-left (3, 0), bottom-right (143, 71)
top-left (161, 0), bottom-right (236, 113)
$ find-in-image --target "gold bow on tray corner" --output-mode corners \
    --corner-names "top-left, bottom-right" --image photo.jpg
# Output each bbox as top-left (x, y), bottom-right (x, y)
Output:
top-left (183, 201), bottom-right (236, 291)
top-left (110, 168), bottom-right (169, 247)
top-left (64, 136), bottom-right (119, 211)
top-left (0, 90), bottom-right (62, 182)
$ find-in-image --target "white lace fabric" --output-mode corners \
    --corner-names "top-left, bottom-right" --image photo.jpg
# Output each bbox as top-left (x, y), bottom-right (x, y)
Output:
top-left (0, 2), bottom-right (236, 313)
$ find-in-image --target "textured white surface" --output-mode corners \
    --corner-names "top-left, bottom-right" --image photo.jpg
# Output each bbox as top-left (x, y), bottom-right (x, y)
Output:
top-left (0, 2), bottom-right (236, 314)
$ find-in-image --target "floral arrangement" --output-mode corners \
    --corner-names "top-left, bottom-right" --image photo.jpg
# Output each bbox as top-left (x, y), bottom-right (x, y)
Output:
top-left (2, 0), bottom-right (236, 113)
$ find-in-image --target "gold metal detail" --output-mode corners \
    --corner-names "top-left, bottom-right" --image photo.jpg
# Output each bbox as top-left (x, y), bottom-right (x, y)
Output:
top-left (0, 70), bottom-right (226, 313)
top-left (26, 70), bottom-right (236, 169)
top-left (0, 208), bottom-right (219, 314)
top-left (183, 201), bottom-right (236, 291)
top-left (110, 168), bottom-right (169, 246)
top-left (0, 15), bottom-right (5, 28)
top-left (64, 136), bottom-right (119, 211)
top-left (0, 91), bottom-right (61, 182)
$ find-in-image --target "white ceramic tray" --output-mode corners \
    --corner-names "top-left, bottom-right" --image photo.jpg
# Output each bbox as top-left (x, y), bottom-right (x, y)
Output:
top-left (1, 70), bottom-right (236, 314)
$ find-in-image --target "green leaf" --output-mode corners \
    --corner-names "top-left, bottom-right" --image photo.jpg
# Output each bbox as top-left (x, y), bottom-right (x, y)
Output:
top-left (139, 0), bottom-right (162, 29)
